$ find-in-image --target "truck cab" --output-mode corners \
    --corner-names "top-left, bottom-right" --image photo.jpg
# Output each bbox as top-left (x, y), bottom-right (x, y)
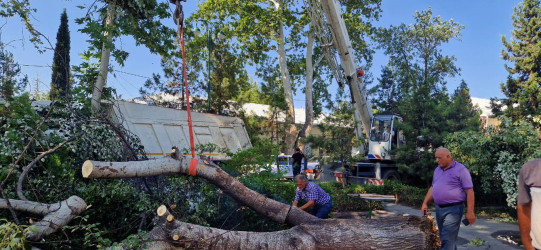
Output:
top-left (367, 114), bottom-right (404, 161)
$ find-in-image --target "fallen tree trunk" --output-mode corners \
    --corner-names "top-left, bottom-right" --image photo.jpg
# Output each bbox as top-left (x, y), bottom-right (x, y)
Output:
top-left (82, 157), bottom-right (439, 249)
top-left (143, 205), bottom-right (439, 249)
top-left (83, 157), bottom-right (317, 226)
top-left (0, 196), bottom-right (87, 241)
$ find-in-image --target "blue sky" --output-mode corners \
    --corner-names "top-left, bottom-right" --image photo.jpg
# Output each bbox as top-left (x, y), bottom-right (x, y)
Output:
top-left (2, 0), bottom-right (521, 108)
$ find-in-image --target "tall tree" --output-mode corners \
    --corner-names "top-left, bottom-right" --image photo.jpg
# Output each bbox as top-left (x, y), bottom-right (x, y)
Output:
top-left (500, 0), bottom-right (541, 129)
top-left (79, 0), bottom-right (177, 113)
top-left (0, 45), bottom-right (28, 100)
top-left (446, 80), bottom-right (481, 132)
top-left (374, 8), bottom-right (463, 184)
top-left (50, 9), bottom-right (71, 100)
top-left (90, 2), bottom-right (115, 113)
top-left (369, 65), bottom-right (401, 114)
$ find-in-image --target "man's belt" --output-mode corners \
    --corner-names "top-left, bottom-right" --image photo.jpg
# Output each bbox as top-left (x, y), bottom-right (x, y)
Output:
top-left (437, 201), bottom-right (464, 208)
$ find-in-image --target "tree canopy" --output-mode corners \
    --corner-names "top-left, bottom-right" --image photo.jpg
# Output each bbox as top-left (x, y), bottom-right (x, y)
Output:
top-left (500, 0), bottom-right (541, 127)
top-left (372, 8), bottom-right (477, 185)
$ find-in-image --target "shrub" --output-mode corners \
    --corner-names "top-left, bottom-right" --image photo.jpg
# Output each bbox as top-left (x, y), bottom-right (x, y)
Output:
top-left (445, 117), bottom-right (541, 207)
top-left (0, 219), bottom-right (32, 249)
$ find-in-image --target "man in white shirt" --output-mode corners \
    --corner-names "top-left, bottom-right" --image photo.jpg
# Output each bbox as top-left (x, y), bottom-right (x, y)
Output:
top-left (518, 159), bottom-right (541, 250)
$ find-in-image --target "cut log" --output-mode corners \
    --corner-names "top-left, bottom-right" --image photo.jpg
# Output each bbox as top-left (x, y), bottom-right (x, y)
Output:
top-left (0, 196), bottom-right (87, 241)
top-left (82, 158), bottom-right (183, 178)
top-left (146, 205), bottom-right (440, 249)
top-left (83, 157), bottom-right (440, 248)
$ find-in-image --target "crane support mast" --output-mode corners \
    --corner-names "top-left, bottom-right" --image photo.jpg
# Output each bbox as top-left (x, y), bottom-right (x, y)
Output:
top-left (306, 0), bottom-right (404, 182)
top-left (318, 0), bottom-right (373, 139)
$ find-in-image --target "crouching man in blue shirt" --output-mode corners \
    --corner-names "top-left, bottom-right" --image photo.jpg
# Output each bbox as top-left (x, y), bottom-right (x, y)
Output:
top-left (293, 174), bottom-right (333, 219)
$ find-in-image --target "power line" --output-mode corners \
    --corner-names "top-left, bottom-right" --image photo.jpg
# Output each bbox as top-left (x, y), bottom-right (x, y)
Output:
top-left (21, 64), bottom-right (51, 68)
top-left (21, 64), bottom-right (154, 80)
top-left (113, 69), bottom-right (153, 79)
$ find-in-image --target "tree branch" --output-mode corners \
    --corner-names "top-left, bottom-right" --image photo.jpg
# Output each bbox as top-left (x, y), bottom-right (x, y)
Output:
top-left (82, 157), bottom-right (317, 226)
top-left (0, 196), bottom-right (87, 241)
top-left (144, 205), bottom-right (440, 249)
top-left (17, 131), bottom-right (83, 201)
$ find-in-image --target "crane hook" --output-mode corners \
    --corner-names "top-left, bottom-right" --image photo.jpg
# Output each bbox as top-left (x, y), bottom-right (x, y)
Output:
top-left (170, 0), bottom-right (186, 26)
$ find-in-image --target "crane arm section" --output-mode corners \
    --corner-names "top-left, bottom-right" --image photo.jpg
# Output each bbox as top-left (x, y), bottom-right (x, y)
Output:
top-left (305, 0), bottom-right (373, 139)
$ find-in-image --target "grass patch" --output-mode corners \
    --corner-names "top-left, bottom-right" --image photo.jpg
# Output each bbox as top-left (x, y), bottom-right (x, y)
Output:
top-left (469, 238), bottom-right (486, 246)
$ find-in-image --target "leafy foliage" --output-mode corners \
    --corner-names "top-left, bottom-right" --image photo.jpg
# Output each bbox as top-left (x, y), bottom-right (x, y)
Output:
top-left (500, 0), bottom-right (541, 126)
top-left (0, 0), bottom-right (43, 51)
top-left (445, 81), bottom-right (481, 132)
top-left (372, 8), bottom-right (481, 185)
top-left (0, 45), bottom-right (29, 100)
top-left (0, 96), bottom-right (152, 248)
top-left (222, 140), bottom-right (279, 176)
top-left (362, 180), bottom-right (427, 207)
top-left (0, 219), bottom-right (32, 250)
top-left (304, 101), bottom-right (356, 164)
top-left (0, 94), bottom-right (44, 182)
top-left (75, 0), bottom-right (176, 66)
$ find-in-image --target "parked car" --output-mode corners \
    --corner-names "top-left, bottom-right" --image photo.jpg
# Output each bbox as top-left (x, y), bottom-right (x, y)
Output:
top-left (271, 154), bottom-right (321, 179)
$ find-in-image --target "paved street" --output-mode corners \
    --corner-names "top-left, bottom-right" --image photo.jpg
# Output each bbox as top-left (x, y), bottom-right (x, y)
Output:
top-left (382, 202), bottom-right (521, 249)
top-left (318, 163), bottom-right (522, 249)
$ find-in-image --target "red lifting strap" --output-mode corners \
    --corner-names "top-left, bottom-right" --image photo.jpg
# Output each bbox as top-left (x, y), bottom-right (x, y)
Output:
top-left (176, 11), bottom-right (198, 176)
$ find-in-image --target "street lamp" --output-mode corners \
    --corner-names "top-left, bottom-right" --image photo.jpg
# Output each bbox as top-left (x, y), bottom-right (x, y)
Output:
top-left (194, 25), bottom-right (224, 113)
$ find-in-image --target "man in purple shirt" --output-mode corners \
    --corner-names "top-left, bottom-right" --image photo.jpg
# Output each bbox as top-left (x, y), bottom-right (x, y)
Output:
top-left (421, 148), bottom-right (476, 250)
top-left (293, 174), bottom-right (332, 219)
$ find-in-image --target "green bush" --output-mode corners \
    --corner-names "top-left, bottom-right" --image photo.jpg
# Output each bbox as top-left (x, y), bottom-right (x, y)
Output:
top-left (0, 219), bottom-right (32, 250)
top-left (363, 180), bottom-right (427, 207)
top-left (221, 139), bottom-right (279, 177)
top-left (445, 117), bottom-right (541, 207)
top-left (318, 182), bottom-right (373, 212)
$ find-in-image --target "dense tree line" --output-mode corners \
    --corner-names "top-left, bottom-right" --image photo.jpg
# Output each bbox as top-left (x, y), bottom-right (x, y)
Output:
top-left (370, 8), bottom-right (479, 185)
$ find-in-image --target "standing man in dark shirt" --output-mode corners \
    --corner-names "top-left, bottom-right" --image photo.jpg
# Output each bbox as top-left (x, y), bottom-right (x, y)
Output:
top-left (291, 147), bottom-right (305, 177)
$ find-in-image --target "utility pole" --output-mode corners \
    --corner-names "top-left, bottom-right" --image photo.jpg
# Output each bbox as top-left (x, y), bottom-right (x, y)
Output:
top-left (207, 28), bottom-right (211, 113)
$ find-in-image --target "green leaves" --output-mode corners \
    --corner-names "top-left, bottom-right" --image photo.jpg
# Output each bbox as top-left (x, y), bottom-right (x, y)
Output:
top-left (0, 219), bottom-right (31, 250)
top-left (500, 0), bottom-right (541, 126)
top-left (75, 0), bottom-right (177, 69)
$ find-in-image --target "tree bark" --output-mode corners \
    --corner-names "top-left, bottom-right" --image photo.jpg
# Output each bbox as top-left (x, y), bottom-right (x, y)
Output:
top-left (91, 2), bottom-right (115, 114)
top-left (273, 0), bottom-right (297, 155)
top-left (0, 196), bottom-right (87, 241)
top-left (301, 28), bottom-right (315, 141)
top-left (144, 205), bottom-right (439, 249)
top-left (83, 157), bottom-right (440, 249)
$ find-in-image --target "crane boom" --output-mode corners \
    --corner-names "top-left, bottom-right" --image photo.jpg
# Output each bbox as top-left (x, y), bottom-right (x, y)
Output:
top-left (306, 0), bottom-right (404, 169)
top-left (306, 0), bottom-right (373, 140)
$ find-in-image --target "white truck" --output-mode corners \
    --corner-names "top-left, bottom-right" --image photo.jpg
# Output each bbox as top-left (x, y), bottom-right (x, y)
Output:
top-left (309, 0), bottom-right (404, 182)
top-left (109, 100), bottom-right (252, 161)
top-left (272, 154), bottom-right (321, 180)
